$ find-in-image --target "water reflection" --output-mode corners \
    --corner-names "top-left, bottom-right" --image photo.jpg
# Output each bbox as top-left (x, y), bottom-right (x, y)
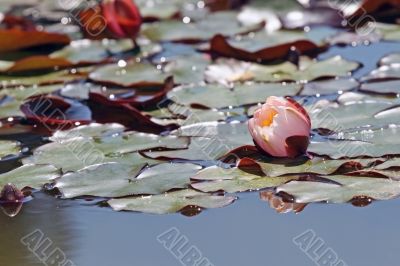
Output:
top-left (260, 190), bottom-right (307, 214)
top-left (0, 193), bottom-right (79, 266)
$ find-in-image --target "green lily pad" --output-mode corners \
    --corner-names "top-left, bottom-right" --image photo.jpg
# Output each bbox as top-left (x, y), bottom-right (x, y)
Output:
top-left (141, 11), bottom-right (263, 42)
top-left (361, 64), bottom-right (400, 81)
top-left (0, 164), bottom-right (60, 190)
top-left (360, 80), bottom-right (400, 95)
top-left (309, 99), bottom-right (400, 130)
top-left (49, 39), bottom-right (135, 64)
top-left (144, 122), bottom-right (252, 161)
top-left (0, 84), bottom-right (61, 100)
top-left (50, 123), bottom-right (125, 141)
top-left (191, 165), bottom-right (297, 192)
top-left (0, 69), bottom-right (86, 87)
top-left (380, 53), bottom-right (400, 66)
top-left (56, 162), bottom-right (201, 198)
top-left (276, 175), bottom-right (400, 204)
top-left (205, 56), bottom-right (359, 83)
top-left (108, 189), bottom-right (236, 214)
top-left (309, 126), bottom-right (400, 158)
top-left (0, 99), bottom-right (24, 118)
top-left (375, 23), bottom-right (400, 41)
top-left (89, 61), bottom-right (169, 87)
top-left (301, 78), bottom-right (359, 96)
top-left (254, 157), bottom-right (382, 177)
top-left (163, 54), bottom-right (211, 84)
top-left (0, 140), bottom-right (21, 158)
top-left (24, 132), bottom-right (189, 171)
top-left (168, 83), bottom-right (301, 109)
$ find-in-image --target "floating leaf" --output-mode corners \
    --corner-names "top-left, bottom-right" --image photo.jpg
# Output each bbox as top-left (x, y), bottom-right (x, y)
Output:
top-left (20, 95), bottom-right (92, 128)
top-left (309, 99), bottom-right (400, 130)
top-left (0, 69), bottom-right (87, 87)
top-left (168, 83), bottom-right (301, 109)
top-left (380, 53), bottom-right (400, 66)
top-left (374, 23), bottom-right (400, 41)
top-left (360, 80), bottom-right (400, 95)
top-left (241, 157), bottom-right (383, 177)
top-left (0, 140), bottom-right (20, 158)
top-left (191, 165), bottom-right (297, 193)
top-left (49, 39), bottom-right (135, 64)
top-left (209, 30), bottom-right (320, 62)
top-left (0, 84), bottom-right (61, 101)
top-left (361, 64), bottom-right (400, 81)
top-left (281, 7), bottom-right (343, 29)
top-left (50, 123), bottom-right (125, 141)
top-left (56, 162), bottom-right (201, 198)
top-left (25, 131), bottom-right (189, 171)
top-left (205, 56), bottom-right (359, 83)
top-left (276, 175), bottom-right (400, 204)
top-left (0, 28), bottom-right (70, 52)
top-left (0, 164), bottom-right (59, 190)
top-left (108, 189), bottom-right (236, 214)
top-left (89, 61), bottom-right (169, 87)
top-left (163, 54), bottom-right (211, 84)
top-left (301, 78), bottom-right (359, 96)
top-left (309, 126), bottom-right (400, 158)
top-left (144, 122), bottom-right (253, 161)
top-left (141, 11), bottom-right (263, 42)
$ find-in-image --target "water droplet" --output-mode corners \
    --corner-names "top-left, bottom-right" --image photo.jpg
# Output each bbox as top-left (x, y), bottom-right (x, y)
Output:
top-left (182, 16), bottom-right (191, 24)
top-left (117, 60), bottom-right (127, 68)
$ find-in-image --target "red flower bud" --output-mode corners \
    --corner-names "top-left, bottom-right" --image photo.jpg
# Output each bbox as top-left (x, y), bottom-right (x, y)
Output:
top-left (101, 0), bottom-right (142, 39)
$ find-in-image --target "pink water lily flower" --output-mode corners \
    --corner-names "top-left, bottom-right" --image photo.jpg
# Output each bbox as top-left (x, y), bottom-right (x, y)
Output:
top-left (248, 96), bottom-right (311, 158)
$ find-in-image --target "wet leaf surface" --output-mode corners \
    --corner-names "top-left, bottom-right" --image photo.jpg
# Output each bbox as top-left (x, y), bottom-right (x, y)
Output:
top-left (56, 162), bottom-right (201, 198)
top-left (108, 189), bottom-right (236, 214)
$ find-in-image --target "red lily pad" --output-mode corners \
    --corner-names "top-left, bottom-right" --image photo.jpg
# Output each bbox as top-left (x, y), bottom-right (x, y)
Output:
top-left (20, 95), bottom-right (92, 129)
top-left (0, 28), bottom-right (70, 53)
top-left (209, 32), bottom-right (321, 63)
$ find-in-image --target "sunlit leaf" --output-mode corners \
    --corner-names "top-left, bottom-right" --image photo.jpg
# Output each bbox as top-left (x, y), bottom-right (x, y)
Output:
top-left (56, 162), bottom-right (201, 198)
top-left (168, 83), bottom-right (301, 109)
top-left (0, 140), bottom-right (20, 158)
top-left (0, 164), bottom-right (59, 190)
top-left (205, 56), bottom-right (359, 83)
top-left (276, 175), bottom-right (400, 204)
top-left (309, 126), bottom-right (400, 158)
top-left (141, 11), bottom-right (263, 42)
top-left (108, 189), bottom-right (236, 214)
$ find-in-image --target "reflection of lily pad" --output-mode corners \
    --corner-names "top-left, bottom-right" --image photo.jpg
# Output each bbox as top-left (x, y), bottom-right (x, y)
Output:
top-left (108, 189), bottom-right (236, 214)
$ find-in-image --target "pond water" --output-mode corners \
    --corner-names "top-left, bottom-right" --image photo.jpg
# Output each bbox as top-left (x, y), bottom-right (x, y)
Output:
top-left (2, 191), bottom-right (400, 266)
top-left (0, 41), bottom-right (399, 266)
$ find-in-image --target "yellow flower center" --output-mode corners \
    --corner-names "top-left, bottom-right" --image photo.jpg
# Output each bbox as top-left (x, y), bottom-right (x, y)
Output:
top-left (261, 109), bottom-right (277, 127)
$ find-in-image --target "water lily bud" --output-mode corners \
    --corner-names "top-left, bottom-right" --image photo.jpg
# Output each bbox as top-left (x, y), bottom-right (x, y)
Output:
top-left (248, 96), bottom-right (311, 158)
top-left (101, 0), bottom-right (142, 39)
